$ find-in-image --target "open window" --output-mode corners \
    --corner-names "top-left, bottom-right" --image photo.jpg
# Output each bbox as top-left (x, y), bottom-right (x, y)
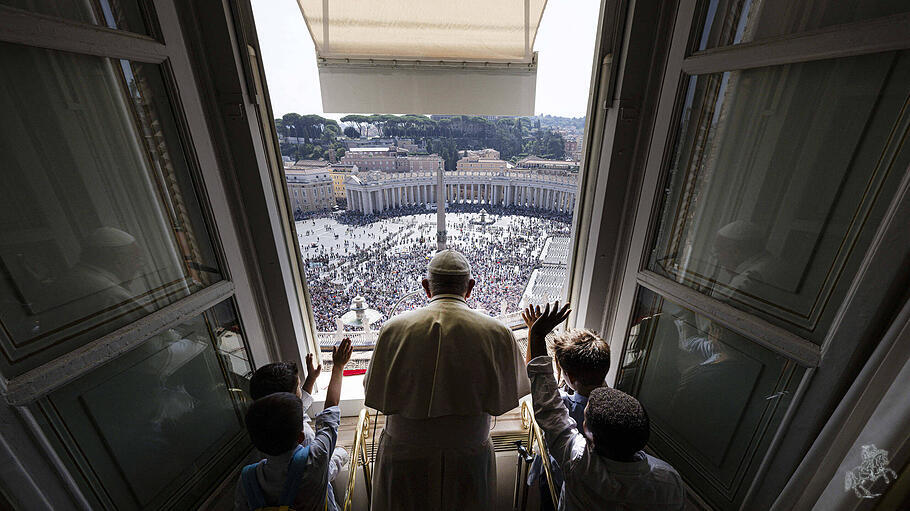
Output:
top-left (249, 0), bottom-right (600, 410)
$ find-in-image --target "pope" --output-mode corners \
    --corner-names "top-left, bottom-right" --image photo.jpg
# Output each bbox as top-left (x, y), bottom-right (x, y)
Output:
top-left (364, 249), bottom-right (530, 510)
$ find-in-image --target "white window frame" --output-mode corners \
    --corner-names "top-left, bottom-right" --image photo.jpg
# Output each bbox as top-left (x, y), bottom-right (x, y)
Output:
top-left (566, 0), bottom-right (910, 508)
top-left (0, 0), bottom-right (289, 506)
top-left (0, 0), bottom-right (270, 404)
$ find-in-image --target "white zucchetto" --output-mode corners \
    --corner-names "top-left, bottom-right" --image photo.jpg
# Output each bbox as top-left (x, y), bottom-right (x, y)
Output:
top-left (85, 227), bottom-right (137, 248)
top-left (427, 249), bottom-right (472, 276)
top-left (717, 220), bottom-right (762, 242)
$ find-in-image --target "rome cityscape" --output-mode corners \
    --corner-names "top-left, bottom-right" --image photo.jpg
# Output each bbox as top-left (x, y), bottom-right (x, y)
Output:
top-left (278, 114), bottom-right (584, 364)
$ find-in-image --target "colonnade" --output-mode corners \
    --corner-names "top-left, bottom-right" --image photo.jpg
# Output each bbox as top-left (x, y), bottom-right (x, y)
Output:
top-left (345, 170), bottom-right (577, 215)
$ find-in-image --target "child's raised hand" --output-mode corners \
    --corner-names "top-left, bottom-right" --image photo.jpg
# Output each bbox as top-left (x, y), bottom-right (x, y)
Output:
top-left (527, 301), bottom-right (571, 337)
top-left (305, 353), bottom-right (322, 382)
top-left (332, 337), bottom-right (353, 368)
top-left (522, 304), bottom-right (541, 329)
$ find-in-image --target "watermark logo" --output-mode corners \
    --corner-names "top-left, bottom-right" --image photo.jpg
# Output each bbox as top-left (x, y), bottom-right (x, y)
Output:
top-left (844, 444), bottom-right (897, 499)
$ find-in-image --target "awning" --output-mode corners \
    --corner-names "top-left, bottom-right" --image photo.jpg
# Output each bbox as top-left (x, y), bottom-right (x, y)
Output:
top-left (296, 0), bottom-right (547, 115)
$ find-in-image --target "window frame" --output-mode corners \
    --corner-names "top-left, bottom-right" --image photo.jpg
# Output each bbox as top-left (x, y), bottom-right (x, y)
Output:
top-left (607, 1), bottom-right (910, 379)
top-left (0, 4), bottom-right (280, 508)
top-left (0, 0), bottom-right (270, 404)
top-left (581, 0), bottom-right (910, 508)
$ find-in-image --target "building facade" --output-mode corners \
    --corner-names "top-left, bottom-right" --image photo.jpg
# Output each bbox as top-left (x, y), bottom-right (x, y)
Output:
top-left (339, 146), bottom-right (401, 172)
top-left (285, 166), bottom-right (334, 213)
top-left (516, 156), bottom-right (580, 174)
top-left (399, 155), bottom-right (444, 173)
top-left (344, 169), bottom-right (577, 215)
top-left (329, 163), bottom-right (356, 200)
top-left (461, 148), bottom-right (501, 160)
top-left (455, 156), bottom-right (509, 173)
top-left (340, 147), bottom-right (443, 174)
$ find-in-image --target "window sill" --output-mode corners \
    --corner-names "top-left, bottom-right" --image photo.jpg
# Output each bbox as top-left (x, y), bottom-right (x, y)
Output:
top-left (307, 372), bottom-right (367, 417)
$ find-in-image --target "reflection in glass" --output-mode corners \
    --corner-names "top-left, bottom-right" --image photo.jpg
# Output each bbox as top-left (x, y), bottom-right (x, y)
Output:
top-left (618, 288), bottom-right (804, 508)
top-left (207, 298), bottom-right (253, 406)
top-left (695, 0), bottom-right (909, 50)
top-left (0, 0), bottom-right (150, 34)
top-left (0, 43), bottom-right (222, 375)
top-left (38, 303), bottom-right (250, 509)
top-left (649, 51), bottom-right (910, 339)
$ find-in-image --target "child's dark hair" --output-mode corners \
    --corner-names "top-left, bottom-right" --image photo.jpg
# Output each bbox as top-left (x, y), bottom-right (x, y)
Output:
top-left (250, 362), bottom-right (298, 400)
top-left (585, 387), bottom-right (649, 460)
top-left (551, 329), bottom-right (610, 386)
top-left (245, 392), bottom-right (303, 456)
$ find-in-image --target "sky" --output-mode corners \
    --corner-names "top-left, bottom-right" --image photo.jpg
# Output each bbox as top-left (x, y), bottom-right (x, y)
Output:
top-left (250, 0), bottom-right (600, 120)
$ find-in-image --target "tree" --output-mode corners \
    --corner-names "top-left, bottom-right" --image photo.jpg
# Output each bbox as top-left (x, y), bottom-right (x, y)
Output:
top-left (279, 142), bottom-right (298, 159)
top-left (344, 126), bottom-right (361, 139)
top-left (341, 114), bottom-right (371, 138)
top-left (274, 118), bottom-right (289, 138)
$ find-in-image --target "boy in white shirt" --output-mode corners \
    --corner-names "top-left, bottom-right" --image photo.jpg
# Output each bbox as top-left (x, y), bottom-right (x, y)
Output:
top-left (523, 302), bottom-right (686, 511)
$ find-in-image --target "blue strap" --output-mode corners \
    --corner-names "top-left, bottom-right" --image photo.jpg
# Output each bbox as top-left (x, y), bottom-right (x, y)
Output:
top-left (279, 444), bottom-right (311, 506)
top-left (241, 460), bottom-right (268, 510)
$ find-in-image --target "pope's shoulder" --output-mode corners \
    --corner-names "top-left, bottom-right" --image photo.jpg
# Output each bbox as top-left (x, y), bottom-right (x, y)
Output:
top-left (381, 300), bottom-right (513, 337)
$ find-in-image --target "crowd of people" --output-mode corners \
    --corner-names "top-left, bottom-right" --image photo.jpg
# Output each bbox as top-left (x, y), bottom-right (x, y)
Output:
top-left (298, 204), bottom-right (572, 331)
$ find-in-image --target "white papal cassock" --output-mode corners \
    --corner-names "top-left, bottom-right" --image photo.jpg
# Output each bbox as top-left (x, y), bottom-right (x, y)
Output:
top-left (364, 293), bottom-right (530, 510)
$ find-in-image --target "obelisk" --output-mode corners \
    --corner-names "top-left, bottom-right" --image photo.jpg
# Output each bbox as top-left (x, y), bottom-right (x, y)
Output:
top-left (436, 163), bottom-right (447, 251)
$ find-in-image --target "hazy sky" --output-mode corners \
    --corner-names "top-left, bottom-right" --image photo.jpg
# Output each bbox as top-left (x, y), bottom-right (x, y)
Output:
top-left (250, 0), bottom-right (600, 119)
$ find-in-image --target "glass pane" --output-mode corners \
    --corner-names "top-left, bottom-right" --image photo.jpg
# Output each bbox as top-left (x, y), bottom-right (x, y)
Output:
top-left (618, 287), bottom-right (804, 509)
top-left (36, 302), bottom-right (250, 510)
top-left (0, 0), bottom-right (150, 34)
top-left (649, 51), bottom-right (910, 341)
top-left (207, 298), bottom-right (254, 404)
top-left (695, 0), bottom-right (909, 50)
top-left (0, 42), bottom-right (222, 376)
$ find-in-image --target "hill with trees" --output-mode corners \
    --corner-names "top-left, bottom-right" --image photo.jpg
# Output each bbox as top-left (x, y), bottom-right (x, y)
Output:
top-left (274, 113), bottom-right (580, 166)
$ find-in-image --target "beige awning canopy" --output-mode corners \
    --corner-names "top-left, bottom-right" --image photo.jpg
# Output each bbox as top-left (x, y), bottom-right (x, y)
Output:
top-left (297, 0), bottom-right (547, 115)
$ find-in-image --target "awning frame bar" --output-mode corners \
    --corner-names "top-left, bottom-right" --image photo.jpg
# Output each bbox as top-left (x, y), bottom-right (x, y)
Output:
top-left (316, 52), bottom-right (538, 70)
top-left (525, 0), bottom-right (531, 61)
